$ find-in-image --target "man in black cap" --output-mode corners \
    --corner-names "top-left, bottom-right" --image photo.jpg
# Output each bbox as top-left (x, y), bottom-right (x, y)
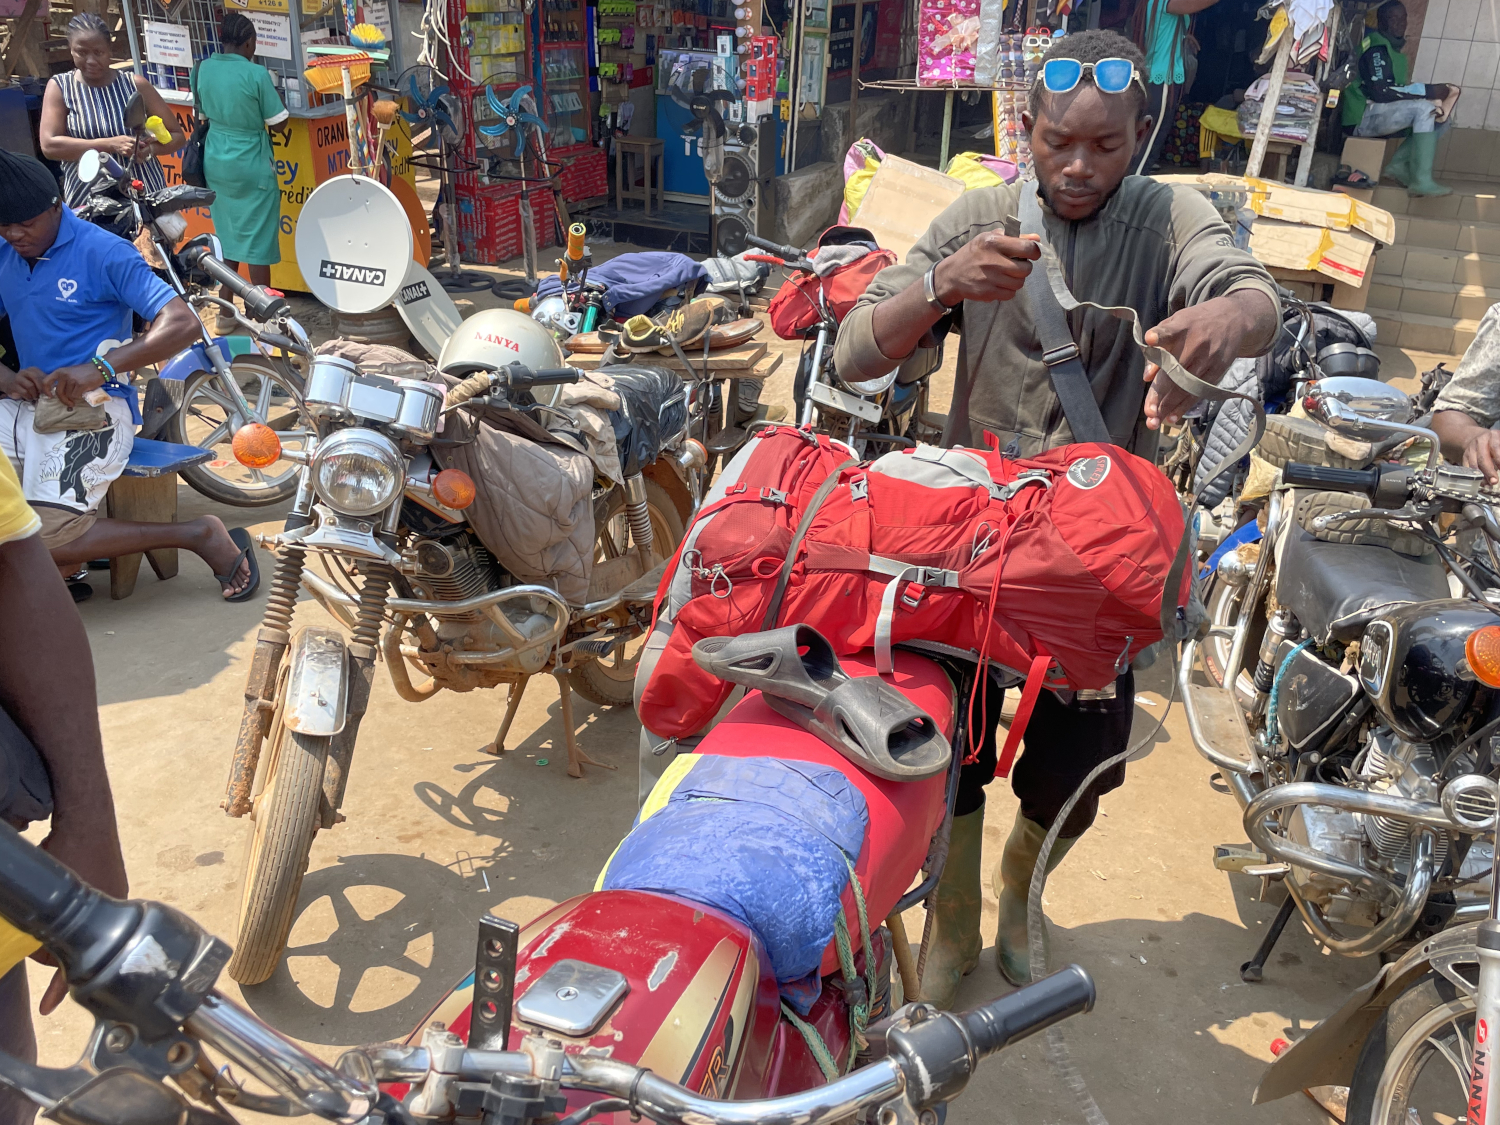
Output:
top-left (0, 148), bottom-right (256, 600)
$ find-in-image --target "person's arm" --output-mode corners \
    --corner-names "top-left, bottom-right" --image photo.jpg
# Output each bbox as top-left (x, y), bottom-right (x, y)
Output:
top-left (132, 76), bottom-right (187, 157)
top-left (1143, 185), bottom-right (1280, 428)
top-left (39, 77), bottom-right (135, 161)
top-left (833, 185), bottom-right (1038, 384)
top-left (0, 501), bottom-right (127, 1013)
top-left (259, 65), bottom-right (291, 138)
top-left (1361, 43), bottom-right (1435, 102)
top-left (1430, 305), bottom-right (1500, 479)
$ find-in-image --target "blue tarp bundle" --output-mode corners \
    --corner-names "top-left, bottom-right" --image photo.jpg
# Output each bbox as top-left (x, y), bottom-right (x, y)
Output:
top-left (601, 755), bottom-right (867, 1008)
top-left (532, 252), bottom-right (709, 318)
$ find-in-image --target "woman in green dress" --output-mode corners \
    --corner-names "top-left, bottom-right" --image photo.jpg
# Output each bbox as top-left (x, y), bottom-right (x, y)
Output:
top-left (195, 13), bottom-right (289, 331)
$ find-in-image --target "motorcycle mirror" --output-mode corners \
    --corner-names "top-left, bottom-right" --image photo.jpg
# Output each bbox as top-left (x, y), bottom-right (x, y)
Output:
top-left (124, 90), bottom-right (147, 131)
top-left (1304, 376), bottom-right (1413, 437)
top-left (78, 149), bottom-right (101, 184)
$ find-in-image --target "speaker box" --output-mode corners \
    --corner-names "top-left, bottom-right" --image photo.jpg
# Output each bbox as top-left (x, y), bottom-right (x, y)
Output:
top-left (711, 117), bottom-right (776, 256)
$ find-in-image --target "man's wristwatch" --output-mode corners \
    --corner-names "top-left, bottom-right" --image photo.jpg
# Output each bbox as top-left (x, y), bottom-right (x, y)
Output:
top-left (924, 264), bottom-right (956, 313)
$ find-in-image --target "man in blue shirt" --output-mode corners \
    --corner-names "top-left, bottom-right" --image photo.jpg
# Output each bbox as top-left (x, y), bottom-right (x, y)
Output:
top-left (0, 149), bottom-right (254, 600)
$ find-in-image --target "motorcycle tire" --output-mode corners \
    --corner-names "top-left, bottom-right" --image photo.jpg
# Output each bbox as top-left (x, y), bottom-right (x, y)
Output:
top-left (168, 357), bottom-right (307, 508)
top-left (227, 692), bottom-right (328, 986)
top-left (568, 478), bottom-right (685, 708)
top-left (1346, 970), bottom-right (1474, 1124)
top-left (1201, 576), bottom-right (1244, 689)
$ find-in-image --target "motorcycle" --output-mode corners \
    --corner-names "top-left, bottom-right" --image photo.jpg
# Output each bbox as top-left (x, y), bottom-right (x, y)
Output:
top-left (74, 94), bottom-right (311, 508)
top-left (221, 323), bottom-right (703, 986)
top-left (1183, 375), bottom-right (1500, 988)
top-left (0, 817), bottom-right (1093, 1125)
top-left (747, 231), bottom-right (942, 453)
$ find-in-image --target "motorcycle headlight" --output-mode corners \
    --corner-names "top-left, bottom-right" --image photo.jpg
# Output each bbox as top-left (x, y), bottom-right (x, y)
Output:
top-left (311, 429), bottom-right (403, 516)
top-left (837, 368), bottom-right (899, 396)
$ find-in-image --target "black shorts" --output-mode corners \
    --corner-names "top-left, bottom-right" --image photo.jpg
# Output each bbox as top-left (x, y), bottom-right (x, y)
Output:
top-left (955, 669), bottom-right (1135, 838)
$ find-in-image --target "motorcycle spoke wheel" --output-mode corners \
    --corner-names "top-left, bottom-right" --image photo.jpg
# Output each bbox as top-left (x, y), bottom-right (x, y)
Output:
top-left (1370, 996), bottom-right (1474, 1125)
top-left (567, 480), bottom-right (684, 708)
top-left (169, 358), bottom-right (309, 507)
top-left (1201, 577), bottom-right (1244, 689)
top-left (227, 691), bottom-right (330, 987)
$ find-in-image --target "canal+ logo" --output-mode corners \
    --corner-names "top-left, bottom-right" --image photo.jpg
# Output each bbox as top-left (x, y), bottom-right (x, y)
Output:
top-left (319, 259), bottom-right (387, 287)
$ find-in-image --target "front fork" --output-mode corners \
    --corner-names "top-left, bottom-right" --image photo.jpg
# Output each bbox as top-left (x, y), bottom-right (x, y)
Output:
top-left (1468, 842), bottom-right (1500, 1124)
top-left (800, 322), bottom-right (830, 428)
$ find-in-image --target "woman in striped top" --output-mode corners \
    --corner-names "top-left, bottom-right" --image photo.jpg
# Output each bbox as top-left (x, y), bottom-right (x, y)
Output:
top-left (39, 13), bottom-right (185, 209)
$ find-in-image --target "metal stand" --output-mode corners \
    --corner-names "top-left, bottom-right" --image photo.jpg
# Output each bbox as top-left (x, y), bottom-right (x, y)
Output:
top-left (482, 676), bottom-right (531, 756)
top-left (1240, 894), bottom-right (1297, 982)
top-left (553, 671), bottom-right (612, 779)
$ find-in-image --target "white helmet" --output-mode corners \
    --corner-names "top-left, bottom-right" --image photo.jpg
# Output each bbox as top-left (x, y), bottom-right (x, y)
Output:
top-left (437, 308), bottom-right (564, 376)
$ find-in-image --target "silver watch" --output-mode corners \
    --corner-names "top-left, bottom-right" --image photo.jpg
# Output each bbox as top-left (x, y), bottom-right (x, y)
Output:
top-left (924, 264), bottom-right (955, 313)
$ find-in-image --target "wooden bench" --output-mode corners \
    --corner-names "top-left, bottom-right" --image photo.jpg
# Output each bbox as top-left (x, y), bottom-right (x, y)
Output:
top-left (105, 437), bottom-right (213, 600)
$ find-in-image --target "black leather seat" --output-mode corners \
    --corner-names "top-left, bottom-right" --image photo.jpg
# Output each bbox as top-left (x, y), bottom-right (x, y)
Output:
top-left (1276, 526), bottom-right (1451, 643)
top-left (603, 365), bottom-right (688, 477)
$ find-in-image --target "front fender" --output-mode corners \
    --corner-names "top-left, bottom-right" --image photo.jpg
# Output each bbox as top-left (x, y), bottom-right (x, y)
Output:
top-left (1253, 921), bottom-right (1480, 1102)
top-left (283, 627), bottom-right (349, 736)
top-left (158, 335), bottom-right (231, 382)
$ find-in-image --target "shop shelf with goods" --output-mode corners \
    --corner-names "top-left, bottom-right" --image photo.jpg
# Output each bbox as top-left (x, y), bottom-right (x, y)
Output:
top-left (124, 0), bottom-right (424, 291)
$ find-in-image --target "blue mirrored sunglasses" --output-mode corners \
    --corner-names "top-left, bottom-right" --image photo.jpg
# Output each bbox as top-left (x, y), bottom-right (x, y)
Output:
top-left (1038, 57), bottom-right (1143, 96)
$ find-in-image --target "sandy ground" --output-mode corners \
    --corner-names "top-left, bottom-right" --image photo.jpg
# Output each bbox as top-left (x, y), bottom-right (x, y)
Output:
top-left (19, 244), bottom-right (1459, 1125)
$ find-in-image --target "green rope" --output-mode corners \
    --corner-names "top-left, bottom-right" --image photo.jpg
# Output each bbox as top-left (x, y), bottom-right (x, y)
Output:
top-left (780, 1001), bottom-right (841, 1081)
top-left (779, 857), bottom-right (878, 1080)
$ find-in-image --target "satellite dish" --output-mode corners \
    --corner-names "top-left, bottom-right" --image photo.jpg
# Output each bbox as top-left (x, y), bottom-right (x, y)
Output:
top-left (78, 149), bottom-right (101, 184)
top-left (394, 259), bottom-right (463, 358)
top-left (295, 175), bottom-right (412, 314)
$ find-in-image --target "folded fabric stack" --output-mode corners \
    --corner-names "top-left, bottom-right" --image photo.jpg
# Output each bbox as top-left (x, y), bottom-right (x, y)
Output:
top-left (1238, 70), bottom-right (1322, 143)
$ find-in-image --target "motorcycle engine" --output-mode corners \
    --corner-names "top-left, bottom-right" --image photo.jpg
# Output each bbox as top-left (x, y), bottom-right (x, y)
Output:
top-left (1353, 728), bottom-right (1450, 871)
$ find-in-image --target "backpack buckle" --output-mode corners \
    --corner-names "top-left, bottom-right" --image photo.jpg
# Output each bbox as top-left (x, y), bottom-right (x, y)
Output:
top-left (759, 487), bottom-right (787, 504)
top-left (994, 470), bottom-right (1053, 501)
top-left (1042, 343), bottom-right (1080, 367)
top-left (848, 475), bottom-right (869, 502)
top-left (899, 567), bottom-right (960, 607)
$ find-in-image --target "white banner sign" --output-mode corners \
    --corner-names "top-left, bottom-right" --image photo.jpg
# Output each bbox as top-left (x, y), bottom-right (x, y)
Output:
top-left (249, 12), bottom-right (293, 60)
top-left (143, 20), bottom-right (192, 67)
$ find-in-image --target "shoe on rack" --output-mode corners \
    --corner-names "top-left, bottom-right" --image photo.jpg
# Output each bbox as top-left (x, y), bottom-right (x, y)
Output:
top-left (653, 297), bottom-right (727, 350)
top-left (621, 314), bottom-right (669, 352)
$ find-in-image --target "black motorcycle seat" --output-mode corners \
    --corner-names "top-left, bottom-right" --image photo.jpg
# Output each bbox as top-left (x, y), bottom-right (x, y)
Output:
top-left (146, 183), bottom-right (216, 214)
top-left (603, 365), bottom-right (688, 478)
top-left (1277, 525), bottom-right (1451, 643)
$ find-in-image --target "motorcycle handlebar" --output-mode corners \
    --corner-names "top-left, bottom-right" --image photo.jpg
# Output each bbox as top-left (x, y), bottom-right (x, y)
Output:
top-left (514, 367), bottom-right (580, 389)
top-left (745, 234), bottom-right (806, 261)
top-left (960, 964), bottom-right (1095, 1057)
top-left (1281, 462), bottom-right (1382, 497)
top-left (185, 247), bottom-right (292, 323)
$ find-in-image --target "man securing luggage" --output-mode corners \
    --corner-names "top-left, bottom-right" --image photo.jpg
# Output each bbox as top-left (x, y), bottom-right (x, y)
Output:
top-left (832, 28), bottom-right (1278, 1006)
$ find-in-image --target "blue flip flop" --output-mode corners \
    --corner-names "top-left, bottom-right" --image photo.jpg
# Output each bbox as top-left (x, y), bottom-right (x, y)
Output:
top-left (217, 527), bottom-right (261, 602)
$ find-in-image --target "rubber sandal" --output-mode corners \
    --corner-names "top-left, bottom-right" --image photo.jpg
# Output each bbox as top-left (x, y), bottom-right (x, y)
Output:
top-left (216, 527), bottom-right (261, 602)
top-left (693, 625), bottom-right (952, 782)
top-left (68, 580), bottom-right (92, 604)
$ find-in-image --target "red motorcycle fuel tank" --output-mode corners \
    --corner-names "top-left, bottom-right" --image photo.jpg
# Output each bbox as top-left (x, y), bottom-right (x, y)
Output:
top-left (419, 889), bottom-right (783, 1107)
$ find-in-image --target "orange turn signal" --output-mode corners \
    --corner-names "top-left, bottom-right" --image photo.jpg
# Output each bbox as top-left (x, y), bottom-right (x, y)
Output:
top-left (232, 422), bottom-right (282, 469)
top-left (432, 468), bottom-right (476, 510)
top-left (1467, 625), bottom-right (1500, 687)
top-left (513, 298), bottom-right (531, 313)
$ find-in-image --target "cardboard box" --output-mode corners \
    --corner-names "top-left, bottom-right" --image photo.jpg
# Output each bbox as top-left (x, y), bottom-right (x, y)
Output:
top-left (1251, 217), bottom-right (1379, 285)
top-left (1341, 136), bottom-right (1388, 184)
top-left (851, 155), bottom-right (965, 263)
top-left (1267, 264), bottom-right (1374, 312)
top-left (1333, 184), bottom-right (1376, 204)
top-left (1244, 177), bottom-right (1397, 244)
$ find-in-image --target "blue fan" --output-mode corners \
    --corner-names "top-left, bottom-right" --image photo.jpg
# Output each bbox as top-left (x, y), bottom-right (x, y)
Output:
top-left (479, 84), bottom-right (548, 156)
top-left (400, 69), bottom-right (458, 150)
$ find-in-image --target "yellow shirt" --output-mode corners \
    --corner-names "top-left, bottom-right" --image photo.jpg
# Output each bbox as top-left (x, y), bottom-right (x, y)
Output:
top-left (0, 455), bottom-right (38, 546)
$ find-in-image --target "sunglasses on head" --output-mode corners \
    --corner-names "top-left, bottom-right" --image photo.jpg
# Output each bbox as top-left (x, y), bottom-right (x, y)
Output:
top-left (1037, 56), bottom-right (1144, 96)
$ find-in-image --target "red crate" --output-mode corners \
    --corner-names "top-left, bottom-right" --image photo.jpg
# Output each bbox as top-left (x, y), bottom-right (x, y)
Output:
top-left (558, 149), bottom-right (608, 201)
top-left (457, 181), bottom-right (559, 265)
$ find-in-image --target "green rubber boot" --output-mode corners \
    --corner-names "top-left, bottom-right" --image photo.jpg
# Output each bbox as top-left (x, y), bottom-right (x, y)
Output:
top-left (915, 805), bottom-right (986, 1010)
top-left (1405, 131), bottom-right (1453, 197)
top-left (1381, 136), bottom-right (1415, 187)
top-left (993, 813), bottom-right (1080, 986)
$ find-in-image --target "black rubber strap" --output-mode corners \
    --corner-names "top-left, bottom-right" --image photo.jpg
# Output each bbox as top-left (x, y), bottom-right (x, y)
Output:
top-left (1018, 190), bottom-right (1112, 445)
top-left (761, 456), bottom-right (859, 630)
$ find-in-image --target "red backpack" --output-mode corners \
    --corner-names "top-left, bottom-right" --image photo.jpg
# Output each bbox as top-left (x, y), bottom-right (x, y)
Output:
top-left (638, 427), bottom-right (1188, 772)
top-left (765, 227), bottom-right (898, 340)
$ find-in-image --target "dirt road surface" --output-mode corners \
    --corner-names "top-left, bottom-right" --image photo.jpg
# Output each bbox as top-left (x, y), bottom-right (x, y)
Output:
top-left (21, 281), bottom-right (1445, 1125)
